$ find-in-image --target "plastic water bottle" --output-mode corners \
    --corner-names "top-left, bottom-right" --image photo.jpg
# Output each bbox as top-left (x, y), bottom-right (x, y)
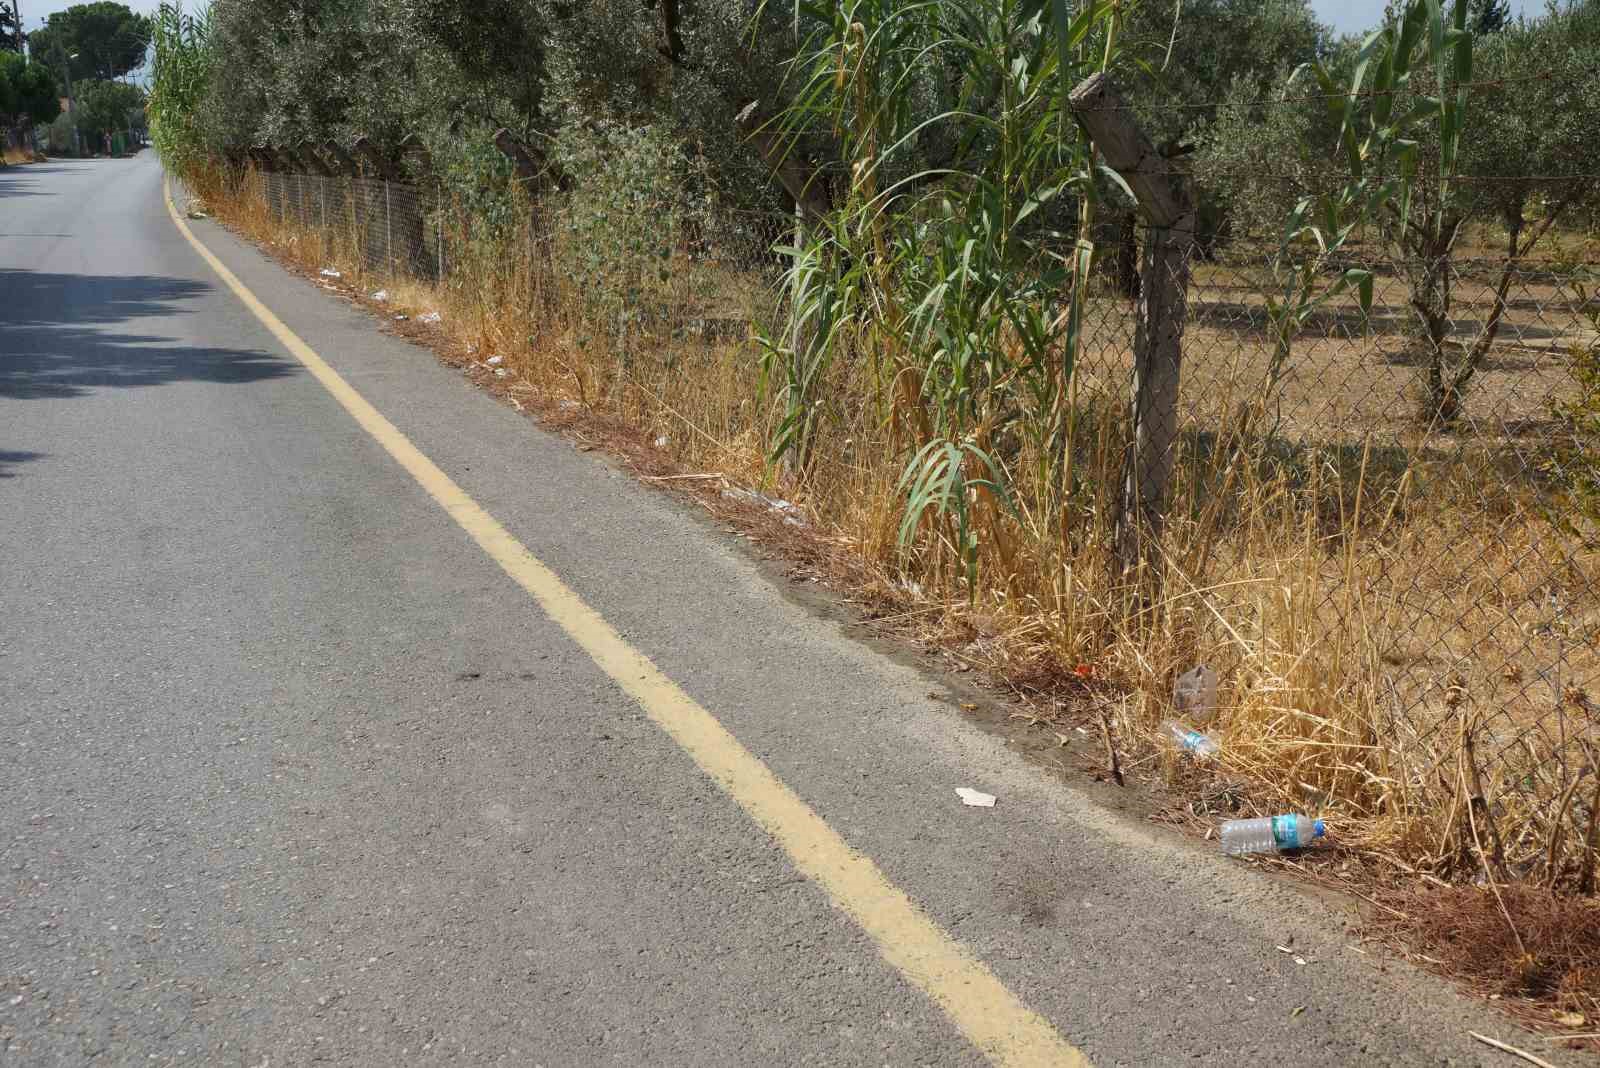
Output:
top-left (1220, 815), bottom-right (1326, 855)
top-left (1163, 720), bottom-right (1218, 758)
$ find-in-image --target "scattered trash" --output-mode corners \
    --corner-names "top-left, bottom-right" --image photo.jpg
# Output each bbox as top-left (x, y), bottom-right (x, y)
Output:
top-left (559, 399), bottom-right (580, 411)
top-left (418, 311), bottom-right (442, 324)
top-left (1220, 815), bottom-right (1326, 856)
top-left (1290, 1005), bottom-right (1307, 1018)
top-left (1163, 719), bottom-right (1219, 758)
top-left (955, 787), bottom-right (996, 808)
top-left (654, 434), bottom-right (669, 449)
top-left (372, 289), bottom-right (388, 302)
top-left (186, 209), bottom-right (208, 219)
top-left (721, 487), bottom-right (806, 526)
top-left (1555, 1012), bottom-right (1587, 1028)
top-left (319, 268), bottom-right (341, 279)
top-left (486, 354), bottom-right (503, 366)
top-left (1293, 956), bottom-right (1307, 966)
top-left (493, 368), bottom-right (508, 378)
top-left (1173, 664), bottom-right (1218, 722)
top-left (392, 314), bottom-right (408, 321)
top-left (1073, 664), bottom-right (1094, 680)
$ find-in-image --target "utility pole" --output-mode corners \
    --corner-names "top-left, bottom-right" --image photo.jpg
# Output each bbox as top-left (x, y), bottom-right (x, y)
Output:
top-left (52, 37), bottom-right (79, 156)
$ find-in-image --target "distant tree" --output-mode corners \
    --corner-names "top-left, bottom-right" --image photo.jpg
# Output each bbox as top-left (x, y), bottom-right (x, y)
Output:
top-left (0, 50), bottom-right (62, 146)
top-left (1103, 0), bottom-right (1327, 284)
top-left (72, 77), bottom-right (142, 147)
top-left (30, 2), bottom-right (152, 88)
top-left (1470, 0), bottom-right (1512, 34)
top-left (1202, 0), bottom-right (1600, 423)
top-left (1, 1), bottom-right (22, 52)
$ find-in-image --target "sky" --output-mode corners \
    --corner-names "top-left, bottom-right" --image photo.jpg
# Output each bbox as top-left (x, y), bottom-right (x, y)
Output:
top-left (20, 0), bottom-right (160, 34)
top-left (1312, 0), bottom-right (1538, 35)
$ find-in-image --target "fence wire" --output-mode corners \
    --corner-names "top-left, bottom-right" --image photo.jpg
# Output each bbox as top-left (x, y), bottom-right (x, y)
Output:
top-left (228, 149), bottom-right (1598, 884)
top-left (1077, 227), bottom-right (1600, 879)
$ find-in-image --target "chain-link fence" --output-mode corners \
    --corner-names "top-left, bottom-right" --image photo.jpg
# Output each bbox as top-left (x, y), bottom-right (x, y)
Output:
top-left (219, 127), bottom-right (1599, 887)
top-left (258, 168), bottom-right (443, 282)
top-left (1070, 219), bottom-right (1600, 882)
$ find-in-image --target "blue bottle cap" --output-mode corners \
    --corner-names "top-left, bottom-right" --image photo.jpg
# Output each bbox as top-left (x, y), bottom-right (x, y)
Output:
top-left (1312, 819), bottom-right (1327, 839)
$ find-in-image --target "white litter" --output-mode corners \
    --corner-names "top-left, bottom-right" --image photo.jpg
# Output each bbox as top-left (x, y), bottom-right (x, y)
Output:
top-left (393, 314), bottom-right (408, 321)
top-left (1174, 664), bottom-right (1219, 723)
top-left (419, 311), bottom-right (442, 324)
top-left (319, 268), bottom-right (342, 279)
top-left (493, 368), bottom-right (509, 378)
top-left (721, 487), bottom-right (807, 526)
top-left (372, 289), bottom-right (388, 302)
top-left (486, 355), bottom-right (503, 366)
top-left (955, 787), bottom-right (996, 808)
top-left (654, 434), bottom-right (669, 448)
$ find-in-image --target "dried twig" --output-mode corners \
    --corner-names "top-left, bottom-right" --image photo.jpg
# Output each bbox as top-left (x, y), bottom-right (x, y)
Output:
top-left (1461, 713), bottom-right (1527, 959)
top-left (1098, 704), bottom-right (1124, 787)
top-left (1579, 743), bottom-right (1600, 895)
top-left (1461, 710), bottom-right (1508, 879)
top-left (1468, 1031), bottom-right (1562, 1068)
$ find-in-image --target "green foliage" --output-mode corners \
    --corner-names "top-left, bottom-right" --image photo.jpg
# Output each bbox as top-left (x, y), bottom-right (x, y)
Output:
top-left (31, 2), bottom-right (153, 86)
top-left (1, 1), bottom-right (20, 53)
top-left (554, 121), bottom-right (710, 343)
top-left (759, 0), bottom-right (1120, 587)
top-left (1545, 284), bottom-right (1600, 544)
top-left (0, 51), bottom-right (61, 128)
top-left (45, 110), bottom-right (75, 153)
top-left (1464, 3), bottom-right (1600, 241)
top-left (73, 77), bottom-right (143, 146)
top-left (148, 3), bottom-right (212, 178)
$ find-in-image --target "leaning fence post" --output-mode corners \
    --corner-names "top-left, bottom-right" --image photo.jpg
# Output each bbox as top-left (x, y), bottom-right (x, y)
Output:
top-left (351, 137), bottom-right (391, 278)
top-left (396, 133), bottom-right (432, 279)
top-left (492, 128), bottom-right (556, 293)
top-left (1068, 72), bottom-right (1195, 580)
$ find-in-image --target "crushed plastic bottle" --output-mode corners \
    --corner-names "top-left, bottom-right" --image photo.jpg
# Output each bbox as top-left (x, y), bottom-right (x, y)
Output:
top-left (1173, 664), bottom-right (1218, 722)
top-left (1163, 720), bottom-right (1219, 758)
top-left (1220, 815), bottom-right (1327, 856)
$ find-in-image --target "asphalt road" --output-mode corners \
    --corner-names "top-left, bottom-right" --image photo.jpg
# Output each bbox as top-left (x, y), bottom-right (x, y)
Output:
top-left (0, 155), bottom-right (1560, 1066)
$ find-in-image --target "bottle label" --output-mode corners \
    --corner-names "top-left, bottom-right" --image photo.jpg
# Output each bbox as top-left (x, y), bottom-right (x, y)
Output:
top-left (1182, 731), bottom-right (1205, 750)
top-left (1270, 816), bottom-right (1297, 849)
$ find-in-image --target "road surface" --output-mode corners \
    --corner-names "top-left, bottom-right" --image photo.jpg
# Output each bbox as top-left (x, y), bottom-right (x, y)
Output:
top-left (0, 155), bottom-right (1552, 1065)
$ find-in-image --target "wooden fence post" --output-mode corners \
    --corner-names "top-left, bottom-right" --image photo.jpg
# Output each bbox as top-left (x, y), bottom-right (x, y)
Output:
top-left (350, 137), bottom-right (390, 179)
top-left (394, 133), bottom-right (434, 279)
top-left (351, 137), bottom-right (395, 278)
top-left (1068, 72), bottom-right (1195, 580)
top-left (734, 101), bottom-right (832, 227)
top-left (321, 140), bottom-right (360, 177)
top-left (492, 128), bottom-right (540, 184)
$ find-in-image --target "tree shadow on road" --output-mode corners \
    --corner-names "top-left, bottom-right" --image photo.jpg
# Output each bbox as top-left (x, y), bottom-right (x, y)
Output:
top-left (0, 450), bottom-right (44, 478)
top-left (0, 269), bottom-right (297, 400)
top-left (0, 168), bottom-right (58, 199)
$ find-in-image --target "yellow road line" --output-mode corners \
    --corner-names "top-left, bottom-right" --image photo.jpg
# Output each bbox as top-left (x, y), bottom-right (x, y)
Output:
top-left (165, 180), bottom-right (1089, 1068)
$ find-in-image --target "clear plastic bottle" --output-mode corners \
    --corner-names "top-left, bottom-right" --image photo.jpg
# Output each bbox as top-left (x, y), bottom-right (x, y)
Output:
top-left (1220, 815), bottom-right (1327, 855)
top-left (1163, 720), bottom-right (1219, 758)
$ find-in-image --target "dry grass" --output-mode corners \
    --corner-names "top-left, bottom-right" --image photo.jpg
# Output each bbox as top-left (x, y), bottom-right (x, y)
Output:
top-left (1374, 885), bottom-right (1600, 1044)
top-left (190, 168), bottom-right (1600, 924)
